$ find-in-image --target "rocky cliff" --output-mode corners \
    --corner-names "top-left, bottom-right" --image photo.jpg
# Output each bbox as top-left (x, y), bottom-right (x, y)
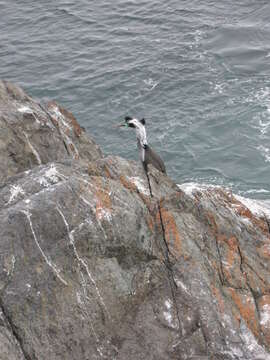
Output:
top-left (1, 80), bottom-right (270, 360)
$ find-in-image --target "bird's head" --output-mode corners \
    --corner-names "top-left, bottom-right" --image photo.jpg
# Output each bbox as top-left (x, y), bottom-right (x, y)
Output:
top-left (124, 116), bottom-right (146, 128)
top-left (120, 116), bottom-right (147, 148)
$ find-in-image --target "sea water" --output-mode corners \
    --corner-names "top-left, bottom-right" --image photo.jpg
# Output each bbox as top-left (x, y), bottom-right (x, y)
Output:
top-left (1, 0), bottom-right (270, 199)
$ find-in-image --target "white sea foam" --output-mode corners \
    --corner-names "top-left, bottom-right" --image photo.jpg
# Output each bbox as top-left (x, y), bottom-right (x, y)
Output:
top-left (257, 145), bottom-right (270, 162)
top-left (234, 195), bottom-right (270, 218)
top-left (250, 87), bottom-right (270, 135)
top-left (243, 188), bottom-right (269, 194)
top-left (178, 182), bottom-right (223, 197)
top-left (178, 182), bottom-right (270, 219)
top-left (143, 78), bottom-right (158, 91)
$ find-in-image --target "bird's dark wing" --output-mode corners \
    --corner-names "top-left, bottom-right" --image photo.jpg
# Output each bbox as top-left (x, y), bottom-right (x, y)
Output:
top-left (144, 146), bottom-right (166, 174)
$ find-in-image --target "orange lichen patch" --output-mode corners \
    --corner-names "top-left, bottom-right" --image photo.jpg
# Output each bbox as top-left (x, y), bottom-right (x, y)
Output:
top-left (228, 288), bottom-right (260, 339)
top-left (224, 236), bottom-right (239, 268)
top-left (158, 206), bottom-right (182, 257)
top-left (120, 175), bottom-right (137, 193)
top-left (258, 295), bottom-right (270, 346)
top-left (211, 284), bottom-right (225, 314)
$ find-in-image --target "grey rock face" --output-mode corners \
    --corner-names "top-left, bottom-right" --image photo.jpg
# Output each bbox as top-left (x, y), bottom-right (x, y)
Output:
top-left (0, 81), bottom-right (102, 185)
top-left (1, 81), bottom-right (270, 360)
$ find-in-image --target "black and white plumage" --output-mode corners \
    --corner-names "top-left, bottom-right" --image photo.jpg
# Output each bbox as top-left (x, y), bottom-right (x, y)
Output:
top-left (124, 116), bottom-right (166, 174)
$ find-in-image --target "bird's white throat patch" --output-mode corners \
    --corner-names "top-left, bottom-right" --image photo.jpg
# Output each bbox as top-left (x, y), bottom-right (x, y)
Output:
top-left (128, 118), bottom-right (148, 148)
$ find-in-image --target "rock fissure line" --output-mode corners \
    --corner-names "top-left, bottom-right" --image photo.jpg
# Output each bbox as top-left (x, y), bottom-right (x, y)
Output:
top-left (145, 173), bottom-right (182, 335)
top-left (146, 172), bottom-right (153, 197)
top-left (237, 245), bottom-right (263, 340)
top-left (0, 298), bottom-right (32, 360)
top-left (157, 202), bottom-right (183, 335)
top-left (215, 238), bottom-right (226, 286)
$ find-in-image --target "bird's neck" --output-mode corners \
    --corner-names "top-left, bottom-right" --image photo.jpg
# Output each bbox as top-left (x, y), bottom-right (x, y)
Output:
top-left (136, 126), bottom-right (148, 149)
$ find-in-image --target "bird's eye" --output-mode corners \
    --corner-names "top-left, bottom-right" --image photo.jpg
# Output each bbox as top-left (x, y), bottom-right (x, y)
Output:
top-left (128, 123), bottom-right (135, 128)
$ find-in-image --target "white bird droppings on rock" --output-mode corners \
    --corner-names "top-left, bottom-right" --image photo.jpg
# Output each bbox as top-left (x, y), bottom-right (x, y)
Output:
top-left (128, 176), bottom-right (149, 195)
top-left (163, 299), bottom-right (176, 328)
top-left (8, 185), bottom-right (25, 204)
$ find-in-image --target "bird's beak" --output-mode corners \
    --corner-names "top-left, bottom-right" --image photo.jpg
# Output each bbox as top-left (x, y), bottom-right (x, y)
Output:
top-left (115, 123), bottom-right (128, 128)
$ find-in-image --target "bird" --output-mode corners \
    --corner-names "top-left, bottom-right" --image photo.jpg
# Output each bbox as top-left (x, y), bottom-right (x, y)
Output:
top-left (121, 116), bottom-right (166, 175)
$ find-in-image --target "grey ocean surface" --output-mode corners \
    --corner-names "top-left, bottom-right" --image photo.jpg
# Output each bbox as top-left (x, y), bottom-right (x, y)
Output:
top-left (1, 0), bottom-right (270, 199)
